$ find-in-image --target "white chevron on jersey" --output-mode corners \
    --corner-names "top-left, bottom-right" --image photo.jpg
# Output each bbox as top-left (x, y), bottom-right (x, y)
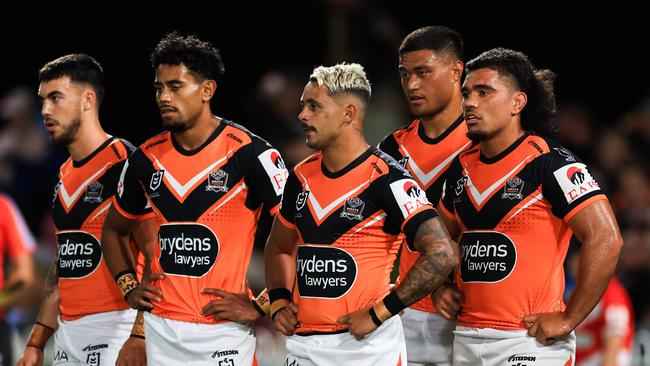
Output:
top-left (151, 151), bottom-right (233, 199)
top-left (465, 156), bottom-right (531, 207)
top-left (299, 172), bottom-right (369, 222)
top-left (402, 141), bottom-right (472, 187)
top-left (58, 163), bottom-right (111, 211)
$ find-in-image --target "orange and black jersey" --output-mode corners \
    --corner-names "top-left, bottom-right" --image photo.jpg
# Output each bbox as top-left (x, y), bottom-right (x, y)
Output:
top-left (278, 147), bottom-right (438, 333)
top-left (52, 137), bottom-right (143, 320)
top-left (379, 115), bottom-right (470, 313)
top-left (440, 134), bottom-right (607, 330)
top-left (114, 120), bottom-right (287, 324)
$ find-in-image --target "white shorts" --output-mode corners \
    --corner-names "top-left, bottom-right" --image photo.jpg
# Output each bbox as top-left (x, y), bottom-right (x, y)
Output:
top-left (53, 309), bottom-right (136, 366)
top-left (453, 326), bottom-right (576, 366)
top-left (284, 316), bottom-right (407, 366)
top-left (144, 312), bottom-right (256, 366)
top-left (400, 307), bottom-right (454, 365)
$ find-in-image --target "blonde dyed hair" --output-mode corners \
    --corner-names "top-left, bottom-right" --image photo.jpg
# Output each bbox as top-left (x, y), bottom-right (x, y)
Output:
top-left (309, 63), bottom-right (371, 103)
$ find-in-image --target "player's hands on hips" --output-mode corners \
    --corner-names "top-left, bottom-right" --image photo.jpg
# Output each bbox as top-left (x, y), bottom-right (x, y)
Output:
top-left (431, 282), bottom-right (463, 320)
top-left (337, 306), bottom-right (378, 341)
top-left (523, 311), bottom-right (575, 346)
top-left (272, 303), bottom-right (299, 336)
top-left (127, 272), bottom-right (164, 310)
top-left (16, 346), bottom-right (44, 366)
top-left (201, 288), bottom-right (260, 324)
top-left (116, 336), bottom-right (147, 366)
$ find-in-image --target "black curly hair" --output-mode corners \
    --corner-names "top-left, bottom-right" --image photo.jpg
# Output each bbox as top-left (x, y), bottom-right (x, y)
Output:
top-left (151, 31), bottom-right (225, 82)
top-left (38, 54), bottom-right (105, 105)
top-left (466, 48), bottom-right (557, 136)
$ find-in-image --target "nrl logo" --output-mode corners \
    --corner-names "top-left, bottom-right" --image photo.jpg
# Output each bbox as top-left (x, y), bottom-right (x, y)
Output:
top-left (296, 191), bottom-right (309, 211)
top-left (150, 170), bottom-right (164, 191)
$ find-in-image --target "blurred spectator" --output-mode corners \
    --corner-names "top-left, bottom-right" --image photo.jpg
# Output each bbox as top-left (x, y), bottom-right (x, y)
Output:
top-left (556, 101), bottom-right (595, 163)
top-left (0, 86), bottom-right (65, 239)
top-left (566, 248), bottom-right (636, 366)
top-left (0, 193), bottom-right (36, 366)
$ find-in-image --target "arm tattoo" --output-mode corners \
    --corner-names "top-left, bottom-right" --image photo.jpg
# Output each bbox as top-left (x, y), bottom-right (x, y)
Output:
top-left (396, 218), bottom-right (457, 306)
top-left (45, 252), bottom-right (60, 294)
top-left (131, 310), bottom-right (145, 336)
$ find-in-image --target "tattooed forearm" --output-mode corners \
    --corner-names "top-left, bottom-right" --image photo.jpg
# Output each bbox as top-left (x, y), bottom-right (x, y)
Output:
top-left (131, 310), bottom-right (145, 336)
top-left (44, 254), bottom-right (60, 294)
top-left (395, 218), bottom-right (458, 306)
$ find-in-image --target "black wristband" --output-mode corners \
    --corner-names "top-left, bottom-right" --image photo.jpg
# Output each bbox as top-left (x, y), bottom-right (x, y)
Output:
top-left (269, 288), bottom-right (292, 303)
top-left (129, 334), bottom-right (145, 340)
top-left (368, 307), bottom-right (383, 327)
top-left (383, 291), bottom-right (407, 316)
top-left (124, 287), bottom-right (136, 302)
top-left (251, 300), bottom-right (267, 317)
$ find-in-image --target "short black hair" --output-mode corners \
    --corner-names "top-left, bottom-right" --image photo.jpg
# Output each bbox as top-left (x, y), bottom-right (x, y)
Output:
top-left (399, 25), bottom-right (463, 61)
top-left (38, 54), bottom-right (105, 105)
top-left (466, 48), bottom-right (557, 136)
top-left (151, 31), bottom-right (225, 82)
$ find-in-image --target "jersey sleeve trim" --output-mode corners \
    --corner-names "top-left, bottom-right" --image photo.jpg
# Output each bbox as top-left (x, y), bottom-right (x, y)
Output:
top-left (563, 194), bottom-right (608, 223)
top-left (277, 212), bottom-right (296, 230)
top-left (437, 199), bottom-right (455, 221)
top-left (400, 206), bottom-right (438, 232)
top-left (402, 209), bottom-right (439, 250)
top-left (268, 203), bottom-right (280, 217)
top-left (136, 211), bottom-right (156, 221)
top-left (112, 197), bottom-right (142, 220)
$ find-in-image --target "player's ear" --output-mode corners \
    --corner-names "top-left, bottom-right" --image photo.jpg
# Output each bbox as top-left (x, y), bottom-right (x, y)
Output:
top-left (201, 80), bottom-right (217, 102)
top-left (343, 103), bottom-right (357, 124)
top-left (450, 60), bottom-right (464, 83)
top-left (82, 88), bottom-right (97, 112)
top-left (511, 91), bottom-right (527, 115)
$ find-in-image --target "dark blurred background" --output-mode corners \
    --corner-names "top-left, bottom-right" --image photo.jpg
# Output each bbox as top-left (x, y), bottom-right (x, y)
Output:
top-left (1, 2), bottom-right (649, 365)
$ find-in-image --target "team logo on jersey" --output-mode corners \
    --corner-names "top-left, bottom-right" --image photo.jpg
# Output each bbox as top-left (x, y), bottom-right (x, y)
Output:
top-left (158, 223), bottom-right (219, 277)
top-left (83, 181), bottom-right (103, 203)
top-left (56, 231), bottom-right (103, 279)
top-left (501, 176), bottom-right (524, 200)
top-left (459, 231), bottom-right (517, 283)
top-left (340, 197), bottom-right (365, 220)
top-left (296, 246), bottom-right (357, 298)
top-left (206, 169), bottom-right (229, 192)
top-left (553, 147), bottom-right (576, 162)
top-left (390, 178), bottom-right (431, 218)
top-left (296, 190), bottom-right (309, 211)
top-left (552, 163), bottom-right (600, 204)
top-left (258, 149), bottom-right (289, 195)
top-left (150, 170), bottom-right (164, 191)
top-left (507, 354), bottom-right (537, 365)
